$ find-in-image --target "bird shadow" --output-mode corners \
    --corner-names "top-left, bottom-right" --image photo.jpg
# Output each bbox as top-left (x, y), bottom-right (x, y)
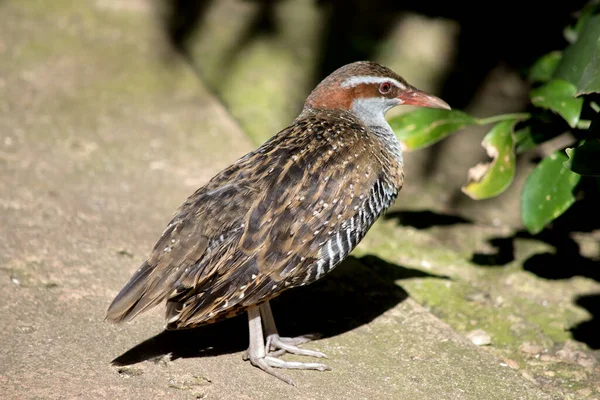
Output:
top-left (112, 254), bottom-right (449, 366)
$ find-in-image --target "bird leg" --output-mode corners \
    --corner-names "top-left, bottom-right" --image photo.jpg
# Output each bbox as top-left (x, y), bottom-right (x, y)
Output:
top-left (259, 302), bottom-right (328, 359)
top-left (243, 305), bottom-right (330, 386)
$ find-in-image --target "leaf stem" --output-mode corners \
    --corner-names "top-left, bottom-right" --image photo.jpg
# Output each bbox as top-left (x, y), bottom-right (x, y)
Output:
top-left (475, 113), bottom-right (531, 125)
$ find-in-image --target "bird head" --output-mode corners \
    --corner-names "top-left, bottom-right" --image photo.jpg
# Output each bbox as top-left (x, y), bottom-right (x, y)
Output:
top-left (304, 61), bottom-right (450, 126)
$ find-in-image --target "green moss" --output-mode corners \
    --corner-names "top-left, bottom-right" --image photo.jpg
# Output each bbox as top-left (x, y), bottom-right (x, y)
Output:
top-left (404, 279), bottom-right (539, 348)
top-left (355, 218), bottom-right (469, 269)
top-left (348, 212), bottom-right (598, 395)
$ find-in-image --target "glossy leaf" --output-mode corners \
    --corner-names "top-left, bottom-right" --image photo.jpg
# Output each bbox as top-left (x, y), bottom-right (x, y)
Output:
top-left (529, 51), bottom-right (562, 83)
top-left (564, 139), bottom-right (600, 176)
top-left (530, 79), bottom-right (584, 128)
top-left (389, 108), bottom-right (477, 151)
top-left (554, 10), bottom-right (600, 95)
top-left (521, 151), bottom-right (582, 235)
top-left (462, 120), bottom-right (517, 200)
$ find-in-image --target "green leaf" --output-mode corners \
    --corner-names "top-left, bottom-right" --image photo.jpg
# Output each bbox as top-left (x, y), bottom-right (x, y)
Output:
top-left (514, 126), bottom-right (536, 154)
top-left (521, 151), bottom-right (582, 235)
top-left (461, 120), bottom-right (517, 200)
top-left (554, 10), bottom-right (600, 95)
top-left (564, 139), bottom-right (600, 176)
top-left (529, 51), bottom-right (562, 83)
top-left (389, 108), bottom-right (477, 150)
top-left (530, 79), bottom-right (584, 128)
top-left (563, 1), bottom-right (598, 43)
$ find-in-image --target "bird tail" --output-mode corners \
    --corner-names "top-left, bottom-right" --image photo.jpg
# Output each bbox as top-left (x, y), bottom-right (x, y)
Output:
top-left (105, 261), bottom-right (168, 323)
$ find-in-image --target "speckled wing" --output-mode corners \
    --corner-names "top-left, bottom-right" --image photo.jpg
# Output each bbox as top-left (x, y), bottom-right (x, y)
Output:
top-left (106, 109), bottom-right (401, 329)
top-left (105, 163), bottom-right (255, 323)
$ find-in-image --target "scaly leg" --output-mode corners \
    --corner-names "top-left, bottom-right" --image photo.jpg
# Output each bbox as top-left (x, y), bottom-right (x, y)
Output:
top-left (259, 302), bottom-right (328, 359)
top-left (243, 305), bottom-right (330, 386)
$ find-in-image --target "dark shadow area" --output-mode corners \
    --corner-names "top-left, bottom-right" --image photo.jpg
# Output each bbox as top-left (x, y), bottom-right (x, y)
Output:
top-left (157, 0), bottom-right (589, 196)
top-left (161, 0), bottom-right (215, 58)
top-left (522, 243), bottom-right (600, 282)
top-left (311, 0), bottom-right (400, 84)
top-left (570, 294), bottom-right (600, 350)
top-left (401, 1), bottom-right (585, 110)
top-left (383, 210), bottom-right (470, 230)
top-left (471, 236), bottom-right (516, 267)
top-left (159, 0), bottom-right (587, 105)
top-left (313, 0), bottom-right (587, 108)
top-left (112, 254), bottom-right (449, 366)
top-left (112, 312), bottom-right (247, 366)
top-left (159, 0), bottom-right (282, 92)
top-left (472, 228), bottom-right (600, 277)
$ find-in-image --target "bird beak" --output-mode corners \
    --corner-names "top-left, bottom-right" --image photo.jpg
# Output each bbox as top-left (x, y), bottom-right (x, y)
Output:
top-left (400, 88), bottom-right (451, 110)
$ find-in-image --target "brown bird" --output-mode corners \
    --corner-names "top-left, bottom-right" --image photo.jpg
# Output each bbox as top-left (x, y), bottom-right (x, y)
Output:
top-left (106, 61), bottom-right (450, 385)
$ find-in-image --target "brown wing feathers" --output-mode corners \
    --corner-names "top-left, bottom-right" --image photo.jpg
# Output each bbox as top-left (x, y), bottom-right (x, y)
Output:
top-left (106, 109), bottom-right (392, 329)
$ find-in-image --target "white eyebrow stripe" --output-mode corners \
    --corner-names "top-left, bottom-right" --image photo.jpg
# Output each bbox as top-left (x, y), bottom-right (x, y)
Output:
top-left (341, 76), bottom-right (407, 90)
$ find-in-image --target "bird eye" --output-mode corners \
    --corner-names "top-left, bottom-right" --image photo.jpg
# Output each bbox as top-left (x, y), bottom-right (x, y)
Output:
top-left (379, 82), bottom-right (392, 94)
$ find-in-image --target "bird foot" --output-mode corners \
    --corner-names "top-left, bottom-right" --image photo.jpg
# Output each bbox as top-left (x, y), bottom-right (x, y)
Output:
top-left (245, 305), bottom-right (330, 385)
top-left (266, 333), bottom-right (327, 359)
top-left (243, 351), bottom-right (330, 386)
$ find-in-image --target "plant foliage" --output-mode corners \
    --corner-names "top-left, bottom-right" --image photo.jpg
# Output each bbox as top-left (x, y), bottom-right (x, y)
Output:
top-left (389, 1), bottom-right (600, 234)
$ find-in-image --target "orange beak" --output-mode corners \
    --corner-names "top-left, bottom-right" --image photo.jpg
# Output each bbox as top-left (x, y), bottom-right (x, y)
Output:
top-left (400, 88), bottom-right (451, 110)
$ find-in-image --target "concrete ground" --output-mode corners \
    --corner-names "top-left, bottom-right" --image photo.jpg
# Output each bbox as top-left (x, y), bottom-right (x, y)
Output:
top-left (1, 1), bottom-right (597, 399)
